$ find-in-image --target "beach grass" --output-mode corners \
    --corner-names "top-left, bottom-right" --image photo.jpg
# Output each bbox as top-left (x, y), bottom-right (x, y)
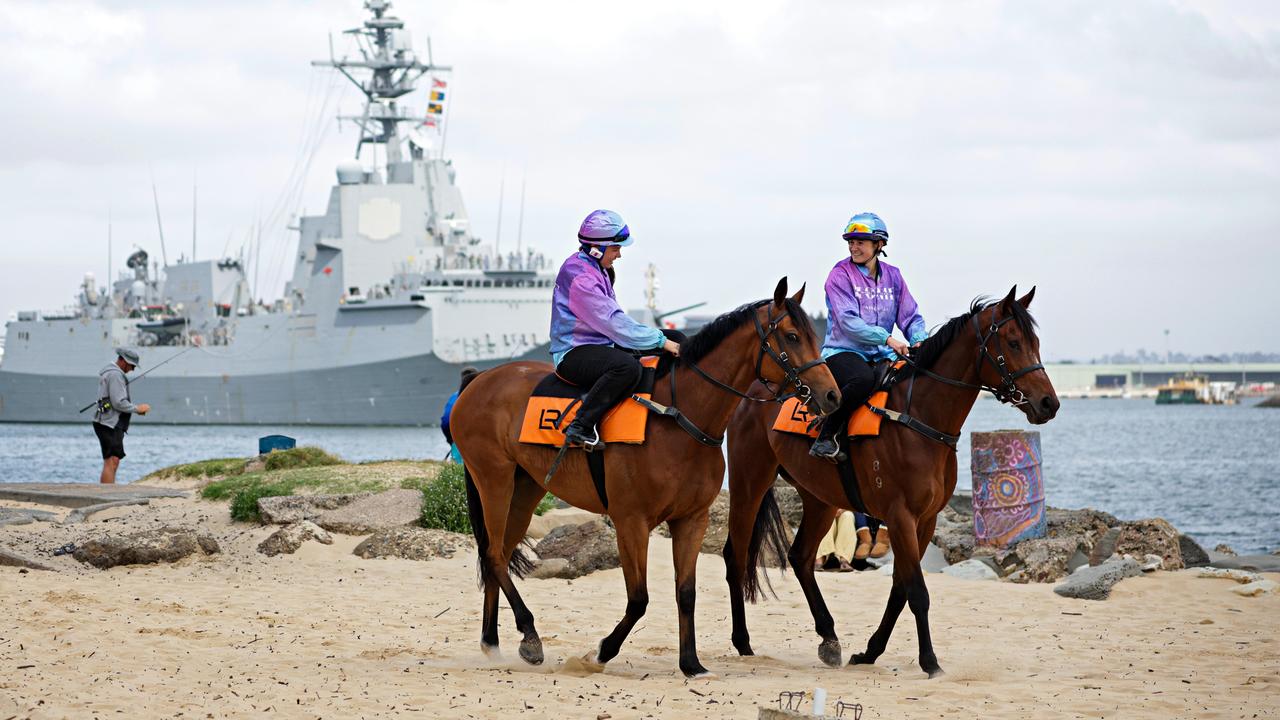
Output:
top-left (400, 463), bottom-right (557, 533)
top-left (145, 456), bottom-right (248, 480)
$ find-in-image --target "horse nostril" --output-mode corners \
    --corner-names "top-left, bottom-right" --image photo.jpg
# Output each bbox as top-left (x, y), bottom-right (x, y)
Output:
top-left (825, 390), bottom-right (839, 407)
top-left (1041, 396), bottom-right (1060, 414)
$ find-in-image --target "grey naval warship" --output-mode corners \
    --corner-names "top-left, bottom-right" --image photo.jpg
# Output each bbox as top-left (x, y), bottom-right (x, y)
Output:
top-left (0, 1), bottom-right (555, 425)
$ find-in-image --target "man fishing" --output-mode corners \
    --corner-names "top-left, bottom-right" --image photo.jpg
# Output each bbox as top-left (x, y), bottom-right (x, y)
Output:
top-left (92, 348), bottom-right (151, 484)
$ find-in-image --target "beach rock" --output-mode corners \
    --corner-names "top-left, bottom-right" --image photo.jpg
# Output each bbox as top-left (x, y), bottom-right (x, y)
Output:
top-left (533, 519), bottom-right (618, 578)
top-left (257, 521), bottom-right (333, 557)
top-left (921, 542), bottom-right (951, 573)
top-left (0, 546), bottom-right (57, 572)
top-left (933, 525), bottom-right (976, 565)
top-left (0, 507), bottom-right (58, 527)
top-left (1046, 507), bottom-right (1117, 544)
top-left (1214, 543), bottom-right (1237, 556)
top-left (947, 492), bottom-right (973, 517)
top-left (941, 558), bottom-right (999, 581)
top-left (314, 489), bottom-right (423, 535)
top-left (1053, 558), bottom-right (1143, 600)
top-left (528, 557), bottom-right (573, 579)
top-left (1114, 519), bottom-right (1184, 570)
top-left (1230, 579), bottom-right (1277, 597)
top-left (352, 527), bottom-right (473, 561)
top-left (525, 508), bottom-right (597, 540)
top-left (1197, 567), bottom-right (1259, 583)
top-left (1140, 554), bottom-right (1164, 572)
top-left (72, 527), bottom-right (220, 569)
top-left (996, 537), bottom-right (1088, 583)
top-left (1178, 534), bottom-right (1211, 568)
top-left (258, 493), bottom-right (372, 525)
top-left (1208, 554), bottom-right (1280, 573)
top-left (1088, 527), bottom-right (1123, 566)
top-left (698, 492), bottom-right (732, 556)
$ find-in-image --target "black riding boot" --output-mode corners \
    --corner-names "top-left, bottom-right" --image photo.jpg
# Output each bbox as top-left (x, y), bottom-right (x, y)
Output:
top-left (810, 407), bottom-right (851, 462)
top-left (563, 414), bottom-right (604, 451)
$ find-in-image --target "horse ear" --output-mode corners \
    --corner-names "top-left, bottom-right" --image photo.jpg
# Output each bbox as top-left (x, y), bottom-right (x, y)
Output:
top-left (773, 277), bottom-right (788, 307)
top-left (1000, 285), bottom-right (1017, 313)
top-left (790, 282), bottom-right (806, 306)
top-left (1017, 286), bottom-right (1036, 309)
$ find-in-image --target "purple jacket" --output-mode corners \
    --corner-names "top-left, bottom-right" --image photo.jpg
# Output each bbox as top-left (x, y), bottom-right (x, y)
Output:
top-left (550, 252), bottom-right (666, 366)
top-left (822, 258), bottom-right (928, 361)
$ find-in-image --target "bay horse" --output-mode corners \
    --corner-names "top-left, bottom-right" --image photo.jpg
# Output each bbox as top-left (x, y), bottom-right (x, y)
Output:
top-left (449, 278), bottom-right (839, 677)
top-left (722, 287), bottom-right (1059, 678)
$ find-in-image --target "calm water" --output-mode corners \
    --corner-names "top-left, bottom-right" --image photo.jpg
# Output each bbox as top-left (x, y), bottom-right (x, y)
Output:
top-left (1, 398), bottom-right (1277, 553)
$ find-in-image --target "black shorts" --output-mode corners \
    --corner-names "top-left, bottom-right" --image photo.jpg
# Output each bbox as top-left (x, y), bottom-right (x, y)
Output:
top-left (93, 422), bottom-right (126, 459)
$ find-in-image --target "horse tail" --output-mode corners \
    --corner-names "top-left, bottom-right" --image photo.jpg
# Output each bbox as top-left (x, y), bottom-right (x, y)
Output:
top-left (742, 485), bottom-right (790, 603)
top-left (464, 465), bottom-right (493, 589)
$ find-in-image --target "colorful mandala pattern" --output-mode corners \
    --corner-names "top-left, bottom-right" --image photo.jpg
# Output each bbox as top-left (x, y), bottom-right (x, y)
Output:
top-left (971, 431), bottom-right (1045, 548)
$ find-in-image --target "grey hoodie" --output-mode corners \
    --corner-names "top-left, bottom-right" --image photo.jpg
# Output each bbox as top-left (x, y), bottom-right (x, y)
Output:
top-left (93, 364), bottom-right (138, 429)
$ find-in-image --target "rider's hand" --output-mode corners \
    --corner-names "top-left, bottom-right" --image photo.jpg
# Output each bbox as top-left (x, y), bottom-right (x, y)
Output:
top-left (137, 403), bottom-right (151, 415)
top-left (663, 339), bottom-right (681, 357)
top-left (886, 337), bottom-right (911, 357)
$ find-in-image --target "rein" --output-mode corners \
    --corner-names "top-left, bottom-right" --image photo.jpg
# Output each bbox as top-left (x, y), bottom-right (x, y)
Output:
top-left (633, 300), bottom-right (827, 447)
top-left (870, 310), bottom-right (1045, 450)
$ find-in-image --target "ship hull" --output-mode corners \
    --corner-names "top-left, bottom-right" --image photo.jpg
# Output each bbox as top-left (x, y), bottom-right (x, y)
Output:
top-left (0, 347), bottom-right (549, 426)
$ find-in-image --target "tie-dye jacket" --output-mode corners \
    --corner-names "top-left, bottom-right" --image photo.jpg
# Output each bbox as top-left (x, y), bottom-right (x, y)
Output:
top-left (822, 258), bottom-right (928, 361)
top-left (550, 251), bottom-right (666, 366)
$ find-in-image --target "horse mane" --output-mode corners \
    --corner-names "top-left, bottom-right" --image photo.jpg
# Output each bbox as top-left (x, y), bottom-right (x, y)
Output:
top-left (909, 295), bottom-right (1038, 372)
top-left (662, 298), bottom-right (816, 376)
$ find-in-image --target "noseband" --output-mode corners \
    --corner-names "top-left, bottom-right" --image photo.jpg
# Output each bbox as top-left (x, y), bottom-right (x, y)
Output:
top-left (688, 299), bottom-right (827, 405)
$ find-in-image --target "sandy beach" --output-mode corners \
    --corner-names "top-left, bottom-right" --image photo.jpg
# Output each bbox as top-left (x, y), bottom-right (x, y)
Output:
top-left (2, 485), bottom-right (1277, 719)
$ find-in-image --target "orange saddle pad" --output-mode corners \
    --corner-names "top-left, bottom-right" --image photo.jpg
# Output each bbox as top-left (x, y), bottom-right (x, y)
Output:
top-left (771, 391), bottom-right (889, 439)
top-left (519, 356), bottom-right (659, 447)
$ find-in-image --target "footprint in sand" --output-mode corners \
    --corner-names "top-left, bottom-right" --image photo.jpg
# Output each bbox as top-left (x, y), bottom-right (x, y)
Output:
top-left (559, 652), bottom-right (606, 676)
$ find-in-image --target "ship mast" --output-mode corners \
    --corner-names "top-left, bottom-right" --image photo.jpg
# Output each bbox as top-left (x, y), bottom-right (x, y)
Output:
top-left (313, 0), bottom-right (451, 163)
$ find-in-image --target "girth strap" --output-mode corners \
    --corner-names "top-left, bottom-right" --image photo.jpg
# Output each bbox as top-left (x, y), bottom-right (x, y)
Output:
top-left (835, 456), bottom-right (870, 516)
top-left (629, 395), bottom-right (724, 447)
top-left (586, 451), bottom-right (608, 509)
top-left (866, 403), bottom-right (960, 450)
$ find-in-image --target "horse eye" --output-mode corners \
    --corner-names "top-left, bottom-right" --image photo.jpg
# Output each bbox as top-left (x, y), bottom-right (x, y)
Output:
top-left (1009, 340), bottom-right (1021, 350)
top-left (786, 332), bottom-right (800, 343)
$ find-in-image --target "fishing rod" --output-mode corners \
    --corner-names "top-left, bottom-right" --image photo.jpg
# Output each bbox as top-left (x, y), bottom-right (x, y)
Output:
top-left (77, 345), bottom-right (199, 414)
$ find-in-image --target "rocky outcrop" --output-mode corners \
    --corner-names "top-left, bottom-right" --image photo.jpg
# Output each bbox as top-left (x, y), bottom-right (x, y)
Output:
top-left (1113, 518), bottom-right (1184, 570)
top-left (257, 493), bottom-right (372, 525)
top-left (533, 519), bottom-right (618, 579)
top-left (1053, 558), bottom-right (1143, 600)
top-left (772, 481), bottom-right (804, 530)
top-left (940, 558), bottom-right (998, 581)
top-left (995, 537), bottom-right (1090, 583)
top-left (352, 527), bottom-right (473, 561)
top-left (525, 508), bottom-right (597, 540)
top-left (73, 527), bottom-right (220, 569)
top-left (1045, 508), bottom-right (1117, 545)
top-left (0, 547), bottom-right (57, 571)
top-left (314, 489), bottom-right (423, 535)
top-left (528, 557), bottom-right (573, 579)
top-left (933, 525), bottom-right (977, 566)
top-left (257, 521), bottom-right (333, 557)
top-left (1178, 534), bottom-right (1210, 567)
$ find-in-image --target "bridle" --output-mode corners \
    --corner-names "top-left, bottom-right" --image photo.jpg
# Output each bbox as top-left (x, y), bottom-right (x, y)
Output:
top-left (902, 309), bottom-right (1044, 408)
top-left (686, 299), bottom-right (827, 406)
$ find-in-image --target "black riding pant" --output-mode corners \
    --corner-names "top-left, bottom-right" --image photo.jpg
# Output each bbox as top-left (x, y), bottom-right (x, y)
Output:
top-left (556, 345), bottom-right (643, 428)
top-left (818, 351), bottom-right (876, 440)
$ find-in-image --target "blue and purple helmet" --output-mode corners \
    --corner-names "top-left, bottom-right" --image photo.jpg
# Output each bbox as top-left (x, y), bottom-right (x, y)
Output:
top-left (577, 209), bottom-right (633, 246)
top-left (842, 212), bottom-right (889, 244)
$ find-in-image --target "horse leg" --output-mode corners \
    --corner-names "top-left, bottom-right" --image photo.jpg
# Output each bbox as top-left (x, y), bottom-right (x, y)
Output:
top-left (474, 464), bottom-right (544, 665)
top-left (723, 463), bottom-right (780, 658)
top-left (594, 517), bottom-right (650, 666)
top-left (849, 506), bottom-right (908, 667)
top-left (890, 515), bottom-right (943, 678)
top-left (484, 470), bottom-right (545, 657)
top-left (785, 490), bottom-right (843, 668)
top-left (669, 513), bottom-right (712, 678)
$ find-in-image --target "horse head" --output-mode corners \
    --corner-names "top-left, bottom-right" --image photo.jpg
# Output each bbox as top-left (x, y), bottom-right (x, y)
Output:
top-left (753, 277), bottom-right (841, 417)
top-left (975, 286), bottom-right (1060, 424)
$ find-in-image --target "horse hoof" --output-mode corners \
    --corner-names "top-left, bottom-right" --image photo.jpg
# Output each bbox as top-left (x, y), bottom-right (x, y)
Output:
top-left (848, 652), bottom-right (876, 666)
top-left (926, 667), bottom-right (945, 679)
top-left (519, 638), bottom-right (544, 665)
top-left (685, 670), bottom-right (717, 680)
top-left (818, 639), bottom-right (842, 668)
top-left (480, 642), bottom-right (502, 660)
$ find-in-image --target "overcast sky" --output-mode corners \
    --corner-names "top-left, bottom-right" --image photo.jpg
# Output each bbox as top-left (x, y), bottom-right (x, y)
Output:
top-left (1, 0), bottom-right (1277, 361)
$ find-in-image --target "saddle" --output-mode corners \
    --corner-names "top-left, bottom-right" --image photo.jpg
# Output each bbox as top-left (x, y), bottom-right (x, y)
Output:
top-left (772, 360), bottom-right (907, 439)
top-left (519, 356), bottom-right (660, 447)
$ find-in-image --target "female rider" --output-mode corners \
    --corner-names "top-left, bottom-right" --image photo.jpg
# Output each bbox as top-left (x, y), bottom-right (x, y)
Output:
top-left (811, 211), bottom-right (928, 462)
top-left (551, 209), bottom-right (681, 449)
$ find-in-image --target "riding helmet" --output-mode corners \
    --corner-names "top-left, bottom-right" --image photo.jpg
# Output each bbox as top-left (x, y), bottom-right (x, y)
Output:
top-left (577, 209), bottom-right (633, 246)
top-left (842, 212), bottom-right (889, 244)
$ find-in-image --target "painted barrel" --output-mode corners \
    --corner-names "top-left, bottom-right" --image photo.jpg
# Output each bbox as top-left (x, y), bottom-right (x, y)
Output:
top-left (971, 430), bottom-right (1045, 548)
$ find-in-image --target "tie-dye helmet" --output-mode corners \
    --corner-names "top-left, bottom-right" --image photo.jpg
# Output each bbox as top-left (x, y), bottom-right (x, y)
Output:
top-left (841, 212), bottom-right (889, 244)
top-left (577, 209), bottom-right (633, 246)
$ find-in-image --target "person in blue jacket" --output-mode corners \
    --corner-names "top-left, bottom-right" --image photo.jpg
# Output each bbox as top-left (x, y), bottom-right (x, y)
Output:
top-left (550, 209), bottom-right (681, 449)
top-left (441, 366), bottom-right (478, 463)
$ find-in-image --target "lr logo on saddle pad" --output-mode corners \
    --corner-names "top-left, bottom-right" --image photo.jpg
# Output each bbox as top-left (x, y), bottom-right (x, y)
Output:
top-left (536, 406), bottom-right (565, 432)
